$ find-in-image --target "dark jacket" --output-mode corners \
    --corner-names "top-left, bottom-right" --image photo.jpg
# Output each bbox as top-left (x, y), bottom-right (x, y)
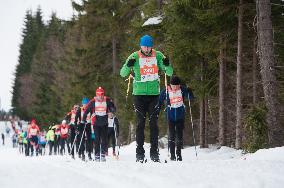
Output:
top-left (159, 85), bottom-right (194, 122)
top-left (82, 97), bottom-right (116, 127)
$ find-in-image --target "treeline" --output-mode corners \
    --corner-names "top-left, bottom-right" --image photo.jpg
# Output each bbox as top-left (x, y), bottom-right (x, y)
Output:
top-left (12, 0), bottom-right (284, 151)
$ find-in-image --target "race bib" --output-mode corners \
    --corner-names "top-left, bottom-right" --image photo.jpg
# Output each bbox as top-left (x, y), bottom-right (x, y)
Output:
top-left (168, 86), bottom-right (184, 108)
top-left (138, 51), bottom-right (159, 82)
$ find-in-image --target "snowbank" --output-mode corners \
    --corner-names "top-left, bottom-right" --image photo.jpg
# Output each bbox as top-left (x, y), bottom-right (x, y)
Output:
top-left (142, 16), bottom-right (163, 26)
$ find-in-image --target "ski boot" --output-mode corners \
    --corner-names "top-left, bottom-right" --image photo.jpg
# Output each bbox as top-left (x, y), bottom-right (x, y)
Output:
top-left (150, 153), bottom-right (160, 162)
top-left (170, 155), bottom-right (176, 161)
top-left (101, 154), bottom-right (106, 162)
top-left (113, 150), bottom-right (116, 157)
top-left (81, 154), bottom-right (85, 161)
top-left (177, 154), bottom-right (182, 161)
top-left (88, 153), bottom-right (93, 161)
top-left (95, 155), bottom-right (100, 162)
top-left (136, 154), bottom-right (145, 163)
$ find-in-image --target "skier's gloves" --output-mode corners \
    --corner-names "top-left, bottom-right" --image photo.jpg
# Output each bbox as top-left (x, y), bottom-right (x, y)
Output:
top-left (127, 58), bottom-right (136, 67)
top-left (163, 56), bottom-right (170, 66)
top-left (75, 129), bottom-right (80, 135)
top-left (91, 133), bottom-right (95, 139)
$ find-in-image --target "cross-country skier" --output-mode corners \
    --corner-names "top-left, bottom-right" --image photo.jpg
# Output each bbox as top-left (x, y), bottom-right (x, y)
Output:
top-left (59, 120), bottom-right (69, 155)
top-left (38, 132), bottom-right (47, 155)
top-left (106, 112), bottom-right (119, 156)
top-left (18, 130), bottom-right (24, 153)
top-left (1, 133), bottom-right (4, 145)
top-left (82, 87), bottom-right (115, 162)
top-left (158, 75), bottom-right (194, 161)
top-left (54, 124), bottom-right (61, 155)
top-left (46, 126), bottom-right (55, 155)
top-left (120, 34), bottom-right (173, 162)
top-left (75, 97), bottom-right (93, 161)
top-left (27, 119), bottom-right (40, 156)
top-left (66, 105), bottom-right (80, 159)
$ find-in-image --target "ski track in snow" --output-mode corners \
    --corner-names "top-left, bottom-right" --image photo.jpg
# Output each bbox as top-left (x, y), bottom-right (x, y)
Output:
top-left (1, 121), bottom-right (284, 188)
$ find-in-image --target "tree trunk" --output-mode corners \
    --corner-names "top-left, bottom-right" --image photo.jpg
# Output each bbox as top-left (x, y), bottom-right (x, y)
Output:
top-left (219, 37), bottom-right (226, 146)
top-left (199, 98), bottom-right (205, 148)
top-left (253, 37), bottom-right (257, 105)
top-left (256, 0), bottom-right (283, 147)
top-left (204, 97), bottom-right (208, 148)
top-left (199, 59), bottom-right (208, 148)
top-left (112, 36), bottom-right (118, 104)
top-left (236, 0), bottom-right (244, 149)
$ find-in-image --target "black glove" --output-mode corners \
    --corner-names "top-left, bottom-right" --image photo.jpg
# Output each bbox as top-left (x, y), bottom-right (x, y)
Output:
top-left (127, 58), bottom-right (135, 67)
top-left (163, 56), bottom-right (170, 66)
top-left (75, 129), bottom-right (80, 135)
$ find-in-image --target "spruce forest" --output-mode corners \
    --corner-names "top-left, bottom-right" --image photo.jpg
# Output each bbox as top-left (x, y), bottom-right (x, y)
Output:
top-left (12, 0), bottom-right (284, 152)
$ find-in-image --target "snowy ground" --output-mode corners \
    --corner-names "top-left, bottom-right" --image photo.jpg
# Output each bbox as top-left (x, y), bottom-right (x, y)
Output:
top-left (1, 121), bottom-right (284, 188)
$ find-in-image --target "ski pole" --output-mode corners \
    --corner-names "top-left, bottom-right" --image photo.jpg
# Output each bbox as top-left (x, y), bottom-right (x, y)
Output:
top-left (188, 97), bottom-right (198, 159)
top-left (69, 129), bottom-right (78, 156)
top-left (164, 73), bottom-right (170, 158)
top-left (125, 74), bottom-right (133, 102)
top-left (113, 120), bottom-right (120, 160)
top-left (78, 123), bottom-right (87, 155)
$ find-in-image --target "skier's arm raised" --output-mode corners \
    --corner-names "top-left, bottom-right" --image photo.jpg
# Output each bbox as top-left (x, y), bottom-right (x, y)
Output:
top-left (120, 52), bottom-right (137, 78)
top-left (75, 108), bottom-right (81, 125)
top-left (156, 51), bottom-right (173, 76)
top-left (82, 100), bottom-right (94, 122)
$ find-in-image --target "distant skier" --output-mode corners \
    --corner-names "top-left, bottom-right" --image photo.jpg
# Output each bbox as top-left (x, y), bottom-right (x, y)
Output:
top-left (46, 126), bottom-right (55, 155)
top-left (5, 126), bottom-right (10, 136)
top-left (12, 133), bottom-right (17, 148)
top-left (59, 120), bottom-right (69, 155)
top-left (82, 87), bottom-right (115, 162)
top-left (106, 112), bottom-right (119, 156)
top-left (38, 132), bottom-right (47, 155)
top-left (66, 104), bottom-right (80, 159)
top-left (22, 131), bottom-right (28, 156)
top-left (75, 97), bottom-right (92, 160)
top-left (158, 75), bottom-right (194, 161)
top-left (54, 124), bottom-right (61, 155)
top-left (1, 133), bottom-right (5, 145)
top-left (120, 34), bottom-right (173, 162)
top-left (27, 119), bottom-right (40, 156)
top-left (18, 131), bottom-right (24, 153)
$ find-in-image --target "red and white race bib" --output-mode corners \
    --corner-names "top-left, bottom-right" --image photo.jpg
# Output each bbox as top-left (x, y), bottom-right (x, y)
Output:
top-left (61, 127), bottom-right (68, 135)
top-left (95, 97), bottom-right (107, 116)
top-left (30, 128), bottom-right (37, 136)
top-left (168, 86), bottom-right (184, 108)
top-left (138, 50), bottom-right (159, 82)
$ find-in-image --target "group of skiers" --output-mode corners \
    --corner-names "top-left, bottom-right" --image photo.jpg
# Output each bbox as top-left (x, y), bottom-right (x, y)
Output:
top-left (11, 34), bottom-right (194, 163)
top-left (12, 86), bottom-right (119, 162)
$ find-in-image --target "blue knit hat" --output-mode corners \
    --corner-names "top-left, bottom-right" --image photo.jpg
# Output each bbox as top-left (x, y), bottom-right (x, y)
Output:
top-left (140, 35), bottom-right (153, 47)
top-left (82, 97), bottom-right (89, 105)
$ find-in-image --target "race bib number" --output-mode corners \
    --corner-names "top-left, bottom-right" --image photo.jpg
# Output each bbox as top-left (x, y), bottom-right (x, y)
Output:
top-left (139, 57), bottom-right (158, 82)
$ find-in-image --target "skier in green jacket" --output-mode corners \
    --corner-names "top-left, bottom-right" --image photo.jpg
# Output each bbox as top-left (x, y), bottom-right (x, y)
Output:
top-left (120, 35), bottom-right (173, 162)
top-left (46, 126), bottom-right (55, 155)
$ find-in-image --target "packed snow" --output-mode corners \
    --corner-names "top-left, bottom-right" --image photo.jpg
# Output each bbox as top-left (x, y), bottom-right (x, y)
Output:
top-left (1, 121), bottom-right (284, 188)
top-left (142, 16), bottom-right (163, 26)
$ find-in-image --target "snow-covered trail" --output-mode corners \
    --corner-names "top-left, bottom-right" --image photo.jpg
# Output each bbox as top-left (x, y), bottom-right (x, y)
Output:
top-left (1, 122), bottom-right (284, 188)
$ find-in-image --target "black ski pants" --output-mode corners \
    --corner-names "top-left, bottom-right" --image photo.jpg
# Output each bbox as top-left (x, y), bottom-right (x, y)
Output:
top-left (168, 119), bottom-right (184, 157)
top-left (107, 127), bottom-right (116, 152)
top-left (133, 95), bottom-right (159, 157)
top-left (94, 125), bottom-right (107, 156)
